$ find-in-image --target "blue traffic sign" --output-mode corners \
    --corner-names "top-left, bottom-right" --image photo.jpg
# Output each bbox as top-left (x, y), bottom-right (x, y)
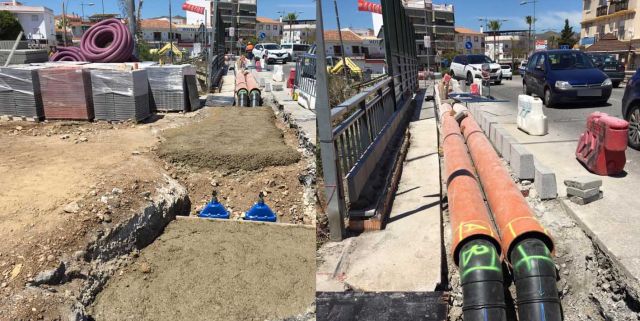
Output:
top-left (259, 32), bottom-right (266, 40)
top-left (465, 41), bottom-right (473, 50)
top-left (560, 44), bottom-right (570, 50)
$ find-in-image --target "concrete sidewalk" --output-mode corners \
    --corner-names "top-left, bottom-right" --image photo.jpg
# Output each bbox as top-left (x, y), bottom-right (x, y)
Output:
top-left (316, 91), bottom-right (443, 292)
top-left (469, 100), bottom-right (640, 290)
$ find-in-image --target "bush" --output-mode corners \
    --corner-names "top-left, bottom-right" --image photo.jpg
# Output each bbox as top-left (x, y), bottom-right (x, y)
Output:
top-left (0, 11), bottom-right (23, 40)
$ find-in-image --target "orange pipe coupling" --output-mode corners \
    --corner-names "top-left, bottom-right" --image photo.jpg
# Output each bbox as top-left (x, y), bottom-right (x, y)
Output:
top-left (442, 108), bottom-right (502, 265)
top-left (459, 112), bottom-right (554, 260)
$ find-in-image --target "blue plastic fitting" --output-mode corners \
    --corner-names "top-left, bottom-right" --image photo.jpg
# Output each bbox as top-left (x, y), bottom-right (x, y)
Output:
top-left (243, 192), bottom-right (277, 222)
top-left (199, 190), bottom-right (230, 219)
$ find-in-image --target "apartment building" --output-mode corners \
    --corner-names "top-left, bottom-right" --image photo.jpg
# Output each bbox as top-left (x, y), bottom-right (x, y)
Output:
top-left (581, 0), bottom-right (636, 44)
top-left (256, 17), bottom-right (282, 42)
top-left (185, 0), bottom-right (257, 53)
top-left (401, 0), bottom-right (455, 68)
top-left (0, 1), bottom-right (55, 45)
top-left (455, 27), bottom-right (484, 54)
top-left (281, 19), bottom-right (316, 44)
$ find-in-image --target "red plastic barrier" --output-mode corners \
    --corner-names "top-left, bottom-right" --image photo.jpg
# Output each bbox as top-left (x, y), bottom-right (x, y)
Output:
top-left (576, 112), bottom-right (629, 176)
top-left (357, 0), bottom-right (382, 14)
top-left (182, 2), bottom-right (205, 14)
top-left (442, 73), bottom-right (451, 85)
top-left (470, 83), bottom-right (480, 95)
top-left (287, 69), bottom-right (296, 89)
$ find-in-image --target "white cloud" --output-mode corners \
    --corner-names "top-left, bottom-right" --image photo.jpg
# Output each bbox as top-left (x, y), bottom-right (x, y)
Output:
top-left (508, 10), bottom-right (582, 31)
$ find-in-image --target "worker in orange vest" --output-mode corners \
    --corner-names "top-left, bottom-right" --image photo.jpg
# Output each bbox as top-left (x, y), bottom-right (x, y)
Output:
top-left (246, 42), bottom-right (254, 60)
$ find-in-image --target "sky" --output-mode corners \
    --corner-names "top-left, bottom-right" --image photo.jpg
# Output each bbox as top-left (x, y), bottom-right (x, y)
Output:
top-left (322, 0), bottom-right (582, 32)
top-left (19, 0), bottom-right (315, 20)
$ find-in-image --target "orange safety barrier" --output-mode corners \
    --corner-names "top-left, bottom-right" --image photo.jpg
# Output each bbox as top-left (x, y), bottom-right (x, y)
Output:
top-left (460, 112), bottom-right (554, 260)
top-left (442, 104), bottom-right (502, 264)
top-left (576, 112), bottom-right (629, 176)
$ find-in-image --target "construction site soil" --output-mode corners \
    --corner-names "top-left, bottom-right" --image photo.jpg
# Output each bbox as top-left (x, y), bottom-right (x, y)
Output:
top-left (0, 103), bottom-right (314, 320)
top-left (90, 218), bottom-right (315, 321)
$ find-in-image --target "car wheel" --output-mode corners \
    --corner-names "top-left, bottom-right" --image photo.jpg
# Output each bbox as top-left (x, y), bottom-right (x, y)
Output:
top-left (523, 82), bottom-right (531, 95)
top-left (544, 87), bottom-right (555, 107)
top-left (627, 105), bottom-right (640, 150)
top-left (466, 72), bottom-right (473, 86)
top-left (613, 81), bottom-right (621, 88)
top-left (450, 70), bottom-right (455, 78)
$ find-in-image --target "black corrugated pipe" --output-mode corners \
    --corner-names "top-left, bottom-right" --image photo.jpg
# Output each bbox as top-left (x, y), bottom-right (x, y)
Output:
top-left (250, 89), bottom-right (261, 107)
top-left (237, 89), bottom-right (249, 107)
top-left (510, 238), bottom-right (563, 321)
top-left (458, 239), bottom-right (508, 321)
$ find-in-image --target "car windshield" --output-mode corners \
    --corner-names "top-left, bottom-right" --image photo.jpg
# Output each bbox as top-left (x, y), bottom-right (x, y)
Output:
top-left (281, 44), bottom-right (293, 49)
top-left (264, 44), bottom-right (281, 50)
top-left (468, 55), bottom-right (493, 64)
top-left (501, 65), bottom-right (511, 69)
top-left (294, 45), bottom-right (309, 51)
top-left (590, 54), bottom-right (618, 64)
top-left (548, 52), bottom-right (595, 70)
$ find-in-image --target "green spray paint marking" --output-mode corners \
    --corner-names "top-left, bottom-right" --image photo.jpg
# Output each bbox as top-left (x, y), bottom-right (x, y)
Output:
top-left (460, 244), bottom-right (501, 279)
top-left (514, 244), bottom-right (554, 271)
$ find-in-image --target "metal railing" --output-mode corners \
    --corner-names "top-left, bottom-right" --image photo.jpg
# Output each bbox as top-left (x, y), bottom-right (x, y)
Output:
top-left (317, 0), bottom-right (419, 241)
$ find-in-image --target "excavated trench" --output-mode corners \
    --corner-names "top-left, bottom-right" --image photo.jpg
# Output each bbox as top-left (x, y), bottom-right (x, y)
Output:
top-left (11, 101), bottom-right (317, 320)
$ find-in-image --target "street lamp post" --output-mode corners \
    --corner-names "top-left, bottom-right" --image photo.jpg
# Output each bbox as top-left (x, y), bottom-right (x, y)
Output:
top-left (80, 1), bottom-right (95, 21)
top-left (521, 0), bottom-right (537, 54)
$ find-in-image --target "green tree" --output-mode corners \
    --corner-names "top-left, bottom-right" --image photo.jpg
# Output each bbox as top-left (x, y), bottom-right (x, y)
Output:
top-left (559, 19), bottom-right (577, 49)
top-left (283, 12), bottom-right (299, 43)
top-left (488, 20), bottom-right (502, 61)
top-left (0, 11), bottom-right (23, 40)
top-left (525, 16), bottom-right (534, 53)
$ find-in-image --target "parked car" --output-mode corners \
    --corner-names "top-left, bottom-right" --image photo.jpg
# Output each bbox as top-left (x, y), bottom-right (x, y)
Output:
top-left (281, 43), bottom-right (311, 61)
top-left (621, 68), bottom-right (640, 150)
top-left (519, 60), bottom-right (528, 77)
top-left (586, 53), bottom-right (625, 88)
top-left (500, 63), bottom-right (513, 80)
top-left (252, 43), bottom-right (291, 64)
top-left (523, 50), bottom-right (612, 107)
top-left (450, 54), bottom-right (503, 85)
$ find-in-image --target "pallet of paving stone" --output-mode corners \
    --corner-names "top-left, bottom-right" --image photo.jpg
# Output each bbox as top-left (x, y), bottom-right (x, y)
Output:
top-left (39, 67), bottom-right (94, 121)
top-left (0, 49), bottom-right (49, 65)
top-left (0, 66), bottom-right (45, 120)
top-left (90, 69), bottom-right (150, 122)
top-left (144, 65), bottom-right (198, 112)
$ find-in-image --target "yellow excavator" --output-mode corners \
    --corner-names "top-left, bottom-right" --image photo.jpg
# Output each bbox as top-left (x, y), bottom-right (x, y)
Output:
top-left (329, 57), bottom-right (362, 76)
top-left (150, 42), bottom-right (183, 59)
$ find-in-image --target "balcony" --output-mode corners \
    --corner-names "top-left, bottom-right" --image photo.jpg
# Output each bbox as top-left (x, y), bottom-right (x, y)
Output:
top-left (596, 5), bottom-right (608, 17)
top-left (596, 0), bottom-right (629, 17)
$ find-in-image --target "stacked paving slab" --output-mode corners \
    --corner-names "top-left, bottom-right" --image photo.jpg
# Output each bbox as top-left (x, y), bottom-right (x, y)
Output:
top-left (564, 176), bottom-right (603, 205)
top-left (144, 65), bottom-right (200, 112)
top-left (90, 69), bottom-right (151, 122)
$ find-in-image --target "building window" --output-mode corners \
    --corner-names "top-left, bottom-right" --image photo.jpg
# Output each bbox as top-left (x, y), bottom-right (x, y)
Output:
top-left (31, 14), bottom-right (39, 22)
top-left (259, 25), bottom-right (263, 30)
top-left (466, 36), bottom-right (471, 41)
top-left (273, 25), bottom-right (278, 31)
top-left (266, 25), bottom-right (271, 30)
top-left (584, 0), bottom-right (591, 10)
top-left (353, 46), bottom-right (360, 54)
top-left (153, 32), bottom-right (161, 41)
top-left (474, 36), bottom-right (478, 42)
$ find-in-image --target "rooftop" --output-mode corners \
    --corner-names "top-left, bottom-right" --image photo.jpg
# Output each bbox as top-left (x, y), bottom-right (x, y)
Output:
top-left (256, 16), bottom-right (281, 24)
top-left (324, 29), bottom-right (362, 42)
top-left (455, 27), bottom-right (483, 35)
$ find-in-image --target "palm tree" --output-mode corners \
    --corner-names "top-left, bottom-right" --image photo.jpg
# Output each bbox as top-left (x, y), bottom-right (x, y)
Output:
top-left (488, 20), bottom-right (502, 61)
top-left (525, 15), bottom-right (534, 53)
top-left (284, 12), bottom-right (299, 43)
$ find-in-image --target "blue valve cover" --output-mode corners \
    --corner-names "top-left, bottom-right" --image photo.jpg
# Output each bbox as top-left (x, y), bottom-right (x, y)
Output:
top-left (244, 201), bottom-right (277, 222)
top-left (199, 200), bottom-right (230, 219)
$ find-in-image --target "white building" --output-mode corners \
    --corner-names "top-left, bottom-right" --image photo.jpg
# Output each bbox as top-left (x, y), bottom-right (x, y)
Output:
top-left (324, 29), bottom-right (385, 58)
top-left (256, 17), bottom-right (281, 42)
top-left (281, 19), bottom-right (316, 44)
top-left (0, 1), bottom-right (55, 44)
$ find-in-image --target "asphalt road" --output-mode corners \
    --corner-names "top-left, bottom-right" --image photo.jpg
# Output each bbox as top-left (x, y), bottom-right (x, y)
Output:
top-left (485, 76), bottom-right (640, 164)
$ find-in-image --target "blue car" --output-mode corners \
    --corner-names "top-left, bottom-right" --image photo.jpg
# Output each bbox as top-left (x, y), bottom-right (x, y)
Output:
top-left (621, 69), bottom-right (640, 150)
top-left (523, 50), bottom-right (612, 107)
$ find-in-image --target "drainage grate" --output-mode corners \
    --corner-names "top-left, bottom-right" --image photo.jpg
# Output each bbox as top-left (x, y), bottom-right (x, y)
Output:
top-left (316, 291), bottom-right (448, 321)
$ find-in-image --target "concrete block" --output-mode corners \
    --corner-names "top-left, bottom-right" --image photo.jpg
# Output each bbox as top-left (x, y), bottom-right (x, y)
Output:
top-left (501, 134), bottom-right (515, 162)
top-left (510, 144), bottom-right (535, 180)
top-left (490, 125), bottom-right (497, 145)
top-left (564, 176), bottom-right (603, 190)
top-left (495, 128), bottom-right (507, 156)
top-left (567, 186), bottom-right (600, 199)
top-left (570, 191), bottom-right (603, 205)
top-left (534, 161), bottom-right (557, 200)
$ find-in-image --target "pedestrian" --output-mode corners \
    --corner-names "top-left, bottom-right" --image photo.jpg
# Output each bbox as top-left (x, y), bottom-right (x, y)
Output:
top-left (246, 42), bottom-right (254, 60)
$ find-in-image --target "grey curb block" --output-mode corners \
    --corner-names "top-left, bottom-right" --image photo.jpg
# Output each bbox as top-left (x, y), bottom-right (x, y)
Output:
top-left (476, 107), bottom-right (559, 200)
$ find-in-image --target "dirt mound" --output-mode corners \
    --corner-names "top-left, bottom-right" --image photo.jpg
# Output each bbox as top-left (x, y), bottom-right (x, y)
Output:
top-left (90, 218), bottom-right (315, 321)
top-left (157, 107), bottom-right (301, 171)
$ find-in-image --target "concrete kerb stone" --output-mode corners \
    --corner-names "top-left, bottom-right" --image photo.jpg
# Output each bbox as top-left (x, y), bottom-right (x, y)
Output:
top-left (495, 127), bottom-right (508, 157)
top-left (534, 159), bottom-right (558, 200)
top-left (510, 144), bottom-right (535, 180)
top-left (501, 134), bottom-right (516, 163)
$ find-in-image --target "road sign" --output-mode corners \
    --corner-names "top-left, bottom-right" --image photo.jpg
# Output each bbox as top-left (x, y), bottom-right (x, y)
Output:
top-left (259, 32), bottom-right (266, 40)
top-left (229, 27), bottom-right (235, 37)
top-left (465, 41), bottom-right (473, 50)
top-left (560, 44), bottom-right (570, 50)
top-left (424, 35), bottom-right (431, 48)
top-left (535, 39), bottom-right (547, 50)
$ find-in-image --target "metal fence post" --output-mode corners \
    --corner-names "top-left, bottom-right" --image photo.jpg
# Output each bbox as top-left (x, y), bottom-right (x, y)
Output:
top-left (317, 0), bottom-right (347, 241)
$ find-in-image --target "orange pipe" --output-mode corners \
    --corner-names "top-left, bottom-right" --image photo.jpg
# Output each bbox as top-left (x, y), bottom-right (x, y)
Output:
top-left (245, 71), bottom-right (261, 94)
top-left (442, 105), bottom-right (502, 265)
top-left (235, 70), bottom-right (248, 95)
top-left (459, 111), bottom-right (554, 261)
